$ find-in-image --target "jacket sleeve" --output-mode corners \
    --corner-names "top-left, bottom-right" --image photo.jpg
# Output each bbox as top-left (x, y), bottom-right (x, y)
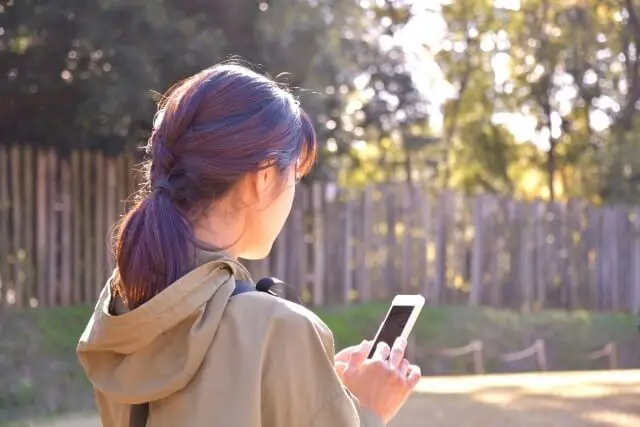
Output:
top-left (261, 300), bottom-right (385, 427)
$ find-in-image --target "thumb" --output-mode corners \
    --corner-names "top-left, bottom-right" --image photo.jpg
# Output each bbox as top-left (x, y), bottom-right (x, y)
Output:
top-left (335, 361), bottom-right (347, 378)
top-left (347, 341), bottom-right (369, 368)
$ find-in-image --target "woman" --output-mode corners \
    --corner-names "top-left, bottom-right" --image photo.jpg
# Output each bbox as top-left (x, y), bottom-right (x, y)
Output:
top-left (77, 64), bottom-right (421, 427)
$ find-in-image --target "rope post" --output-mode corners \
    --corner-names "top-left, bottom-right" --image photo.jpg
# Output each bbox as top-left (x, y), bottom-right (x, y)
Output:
top-left (471, 340), bottom-right (485, 375)
top-left (438, 340), bottom-right (485, 375)
top-left (586, 342), bottom-right (618, 370)
top-left (535, 339), bottom-right (548, 371)
top-left (501, 339), bottom-right (548, 372)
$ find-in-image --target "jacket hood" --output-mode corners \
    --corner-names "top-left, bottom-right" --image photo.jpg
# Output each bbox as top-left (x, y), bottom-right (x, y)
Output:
top-left (77, 251), bottom-right (252, 404)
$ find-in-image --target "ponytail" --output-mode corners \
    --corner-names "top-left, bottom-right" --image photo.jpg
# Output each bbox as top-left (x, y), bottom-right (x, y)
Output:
top-left (113, 190), bottom-right (194, 309)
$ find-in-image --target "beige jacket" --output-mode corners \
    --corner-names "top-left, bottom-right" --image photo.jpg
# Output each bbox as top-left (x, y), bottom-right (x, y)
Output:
top-left (77, 253), bottom-right (384, 427)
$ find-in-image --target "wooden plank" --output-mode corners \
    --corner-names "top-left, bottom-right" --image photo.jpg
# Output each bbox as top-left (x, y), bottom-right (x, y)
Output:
top-left (60, 157), bottom-right (72, 306)
top-left (558, 201), bottom-right (571, 309)
top-left (22, 147), bottom-right (35, 306)
top-left (46, 150), bottom-right (58, 306)
top-left (35, 150), bottom-right (48, 306)
top-left (322, 184), bottom-right (338, 303)
top-left (574, 200), bottom-right (590, 309)
top-left (106, 156), bottom-right (117, 271)
top-left (566, 199), bottom-right (580, 310)
top-left (592, 206), bottom-right (604, 310)
top-left (82, 151), bottom-right (93, 302)
top-left (356, 186), bottom-right (372, 301)
top-left (71, 151), bottom-right (82, 304)
top-left (620, 207), bottom-right (633, 313)
top-left (433, 191), bottom-right (450, 306)
top-left (420, 192), bottom-right (431, 298)
top-left (0, 146), bottom-right (9, 306)
top-left (604, 207), bottom-right (619, 310)
top-left (535, 202), bottom-right (547, 309)
top-left (311, 182), bottom-right (324, 306)
top-left (631, 207), bottom-right (640, 315)
top-left (371, 186), bottom-right (384, 299)
top-left (289, 187), bottom-right (306, 299)
top-left (400, 184), bottom-right (413, 293)
top-left (94, 151), bottom-right (106, 296)
top-left (505, 198), bottom-right (520, 308)
top-left (384, 184), bottom-right (398, 296)
top-left (342, 191), bottom-right (353, 305)
top-left (469, 196), bottom-right (484, 306)
top-left (273, 218), bottom-right (287, 284)
top-left (10, 146), bottom-right (23, 307)
top-left (116, 154), bottom-right (127, 215)
top-left (519, 201), bottom-right (534, 312)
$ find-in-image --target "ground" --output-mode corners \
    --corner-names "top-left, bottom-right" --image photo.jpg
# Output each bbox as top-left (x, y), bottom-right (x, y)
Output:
top-left (10, 370), bottom-right (639, 427)
top-left (392, 370), bottom-right (640, 427)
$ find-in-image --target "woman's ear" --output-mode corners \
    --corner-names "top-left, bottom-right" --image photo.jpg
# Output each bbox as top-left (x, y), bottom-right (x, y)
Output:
top-left (251, 163), bottom-right (278, 206)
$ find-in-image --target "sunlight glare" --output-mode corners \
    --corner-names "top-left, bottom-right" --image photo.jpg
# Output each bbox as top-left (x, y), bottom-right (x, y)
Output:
top-left (495, 0), bottom-right (521, 11)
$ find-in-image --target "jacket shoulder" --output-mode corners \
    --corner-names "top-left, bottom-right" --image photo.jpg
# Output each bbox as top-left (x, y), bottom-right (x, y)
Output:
top-left (235, 290), bottom-right (332, 338)
top-left (270, 297), bottom-right (332, 336)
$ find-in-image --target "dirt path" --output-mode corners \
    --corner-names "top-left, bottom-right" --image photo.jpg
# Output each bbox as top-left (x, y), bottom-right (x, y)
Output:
top-left (30, 370), bottom-right (640, 427)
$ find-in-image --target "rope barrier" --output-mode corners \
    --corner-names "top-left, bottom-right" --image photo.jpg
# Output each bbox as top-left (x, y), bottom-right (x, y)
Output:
top-left (437, 340), bottom-right (485, 374)
top-left (586, 342), bottom-right (618, 370)
top-left (501, 339), bottom-right (548, 371)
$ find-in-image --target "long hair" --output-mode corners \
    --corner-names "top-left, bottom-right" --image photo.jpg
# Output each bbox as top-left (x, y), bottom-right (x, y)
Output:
top-left (112, 64), bottom-right (317, 309)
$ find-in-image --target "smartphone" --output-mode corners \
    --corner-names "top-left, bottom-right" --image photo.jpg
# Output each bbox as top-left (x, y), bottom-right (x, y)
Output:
top-left (367, 294), bottom-right (425, 358)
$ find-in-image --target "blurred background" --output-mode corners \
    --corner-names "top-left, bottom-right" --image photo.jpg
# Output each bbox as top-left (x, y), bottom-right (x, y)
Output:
top-left (1, 0), bottom-right (639, 426)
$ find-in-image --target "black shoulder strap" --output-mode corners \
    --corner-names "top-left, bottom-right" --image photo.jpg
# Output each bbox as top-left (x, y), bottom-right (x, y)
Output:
top-left (128, 279), bottom-right (258, 427)
top-left (231, 280), bottom-right (256, 297)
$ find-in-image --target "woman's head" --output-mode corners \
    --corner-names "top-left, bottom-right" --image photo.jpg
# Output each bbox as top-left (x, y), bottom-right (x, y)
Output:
top-left (113, 64), bottom-right (317, 309)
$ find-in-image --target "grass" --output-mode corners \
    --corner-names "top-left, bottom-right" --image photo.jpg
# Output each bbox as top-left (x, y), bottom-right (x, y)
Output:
top-left (318, 304), bottom-right (639, 372)
top-left (0, 303), bottom-right (638, 423)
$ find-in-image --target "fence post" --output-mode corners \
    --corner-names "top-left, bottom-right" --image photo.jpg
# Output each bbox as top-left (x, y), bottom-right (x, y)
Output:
top-left (46, 150), bottom-right (58, 306)
top-left (60, 157), bottom-right (72, 306)
top-left (631, 208), bottom-right (640, 315)
top-left (433, 191), bottom-right (449, 306)
top-left (10, 146), bottom-right (23, 307)
top-left (469, 196), bottom-right (484, 306)
top-left (311, 182), bottom-right (324, 306)
top-left (0, 146), bottom-right (9, 306)
top-left (342, 192), bottom-right (353, 304)
top-left (519, 202), bottom-right (534, 312)
top-left (23, 147), bottom-right (35, 306)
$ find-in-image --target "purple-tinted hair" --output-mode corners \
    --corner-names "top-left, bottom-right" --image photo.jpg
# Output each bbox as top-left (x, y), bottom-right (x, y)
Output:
top-left (113, 64), bottom-right (317, 309)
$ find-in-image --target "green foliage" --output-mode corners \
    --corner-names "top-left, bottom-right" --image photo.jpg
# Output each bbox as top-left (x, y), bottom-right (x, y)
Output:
top-left (437, 0), bottom-right (640, 202)
top-left (0, 0), bottom-right (429, 184)
top-left (318, 303), bottom-right (638, 372)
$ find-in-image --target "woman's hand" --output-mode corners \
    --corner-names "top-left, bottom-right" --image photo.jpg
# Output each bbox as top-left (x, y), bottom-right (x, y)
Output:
top-left (335, 341), bottom-right (373, 364)
top-left (335, 341), bottom-right (373, 379)
top-left (339, 337), bottom-right (421, 424)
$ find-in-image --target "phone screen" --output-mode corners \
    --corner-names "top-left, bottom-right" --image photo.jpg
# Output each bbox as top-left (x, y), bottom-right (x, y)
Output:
top-left (367, 305), bottom-right (414, 358)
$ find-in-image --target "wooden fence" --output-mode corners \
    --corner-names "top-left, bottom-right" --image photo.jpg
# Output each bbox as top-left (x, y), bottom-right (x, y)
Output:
top-left (1, 146), bottom-right (640, 312)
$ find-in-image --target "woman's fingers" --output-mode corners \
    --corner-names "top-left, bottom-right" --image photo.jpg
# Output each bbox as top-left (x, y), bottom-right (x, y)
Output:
top-left (398, 359), bottom-right (410, 377)
top-left (371, 341), bottom-right (391, 362)
top-left (388, 337), bottom-right (407, 369)
top-left (336, 340), bottom-right (372, 364)
top-left (347, 341), bottom-right (371, 368)
top-left (406, 364), bottom-right (422, 388)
